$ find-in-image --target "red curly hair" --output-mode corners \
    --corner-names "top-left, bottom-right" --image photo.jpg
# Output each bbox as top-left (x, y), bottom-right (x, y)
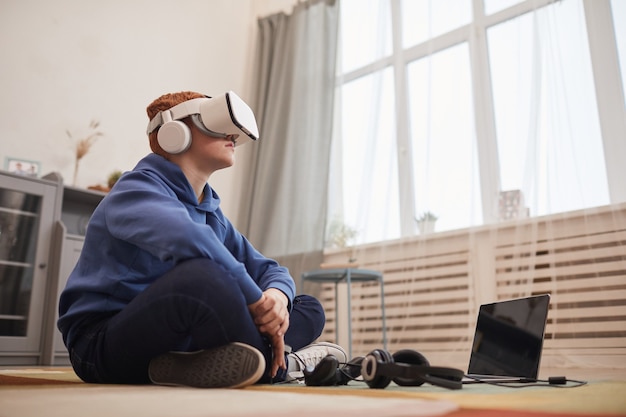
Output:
top-left (146, 91), bottom-right (205, 157)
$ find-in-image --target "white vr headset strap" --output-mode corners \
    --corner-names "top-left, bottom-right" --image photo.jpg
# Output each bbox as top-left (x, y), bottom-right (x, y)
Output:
top-left (146, 98), bottom-right (207, 135)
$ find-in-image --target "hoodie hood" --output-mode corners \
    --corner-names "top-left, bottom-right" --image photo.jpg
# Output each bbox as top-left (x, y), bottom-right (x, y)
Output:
top-left (133, 153), bottom-right (221, 213)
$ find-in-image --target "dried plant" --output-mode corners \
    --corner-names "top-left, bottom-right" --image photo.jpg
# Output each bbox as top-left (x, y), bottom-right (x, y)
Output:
top-left (67, 120), bottom-right (103, 186)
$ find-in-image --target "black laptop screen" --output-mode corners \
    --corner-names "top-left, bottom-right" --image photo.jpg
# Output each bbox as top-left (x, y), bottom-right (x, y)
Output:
top-left (467, 294), bottom-right (550, 379)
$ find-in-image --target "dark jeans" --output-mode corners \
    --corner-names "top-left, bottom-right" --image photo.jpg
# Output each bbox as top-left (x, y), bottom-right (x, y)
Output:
top-left (67, 258), bottom-right (325, 384)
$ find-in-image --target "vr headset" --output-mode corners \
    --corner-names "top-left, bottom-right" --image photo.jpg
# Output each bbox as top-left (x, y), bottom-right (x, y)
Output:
top-left (146, 91), bottom-right (259, 154)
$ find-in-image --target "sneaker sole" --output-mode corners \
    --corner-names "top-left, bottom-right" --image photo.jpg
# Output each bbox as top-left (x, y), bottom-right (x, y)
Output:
top-left (148, 342), bottom-right (265, 389)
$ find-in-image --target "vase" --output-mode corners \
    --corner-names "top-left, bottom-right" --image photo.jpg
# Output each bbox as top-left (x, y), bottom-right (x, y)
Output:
top-left (418, 220), bottom-right (435, 235)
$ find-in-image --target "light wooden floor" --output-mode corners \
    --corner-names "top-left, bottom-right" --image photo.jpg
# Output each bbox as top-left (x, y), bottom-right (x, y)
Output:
top-left (1, 366), bottom-right (625, 417)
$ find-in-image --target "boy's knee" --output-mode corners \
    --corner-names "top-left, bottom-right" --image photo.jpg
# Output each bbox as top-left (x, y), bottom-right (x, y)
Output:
top-left (293, 294), bottom-right (326, 339)
top-left (164, 258), bottom-right (241, 299)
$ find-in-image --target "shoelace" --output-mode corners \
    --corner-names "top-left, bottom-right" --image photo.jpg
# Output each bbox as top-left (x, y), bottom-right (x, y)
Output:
top-left (291, 348), bottom-right (328, 371)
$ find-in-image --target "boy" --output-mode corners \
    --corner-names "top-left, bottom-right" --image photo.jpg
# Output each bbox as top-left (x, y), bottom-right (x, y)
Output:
top-left (58, 91), bottom-right (345, 388)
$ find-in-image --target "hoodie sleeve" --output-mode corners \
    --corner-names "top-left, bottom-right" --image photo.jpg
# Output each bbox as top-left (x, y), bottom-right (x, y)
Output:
top-left (214, 211), bottom-right (296, 308)
top-left (103, 171), bottom-right (265, 305)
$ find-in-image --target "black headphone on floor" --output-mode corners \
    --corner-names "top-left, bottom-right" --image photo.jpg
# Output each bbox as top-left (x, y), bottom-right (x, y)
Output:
top-left (304, 349), bottom-right (463, 390)
top-left (303, 355), bottom-right (363, 386)
top-left (361, 349), bottom-right (463, 390)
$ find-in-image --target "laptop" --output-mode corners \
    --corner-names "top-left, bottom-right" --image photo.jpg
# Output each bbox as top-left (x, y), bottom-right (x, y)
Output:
top-left (463, 294), bottom-right (551, 384)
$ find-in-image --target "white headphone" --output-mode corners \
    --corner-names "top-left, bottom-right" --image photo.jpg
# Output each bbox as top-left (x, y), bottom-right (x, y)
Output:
top-left (156, 109), bottom-right (192, 154)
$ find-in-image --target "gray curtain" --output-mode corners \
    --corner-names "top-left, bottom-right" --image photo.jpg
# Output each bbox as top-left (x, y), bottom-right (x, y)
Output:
top-left (236, 0), bottom-right (339, 288)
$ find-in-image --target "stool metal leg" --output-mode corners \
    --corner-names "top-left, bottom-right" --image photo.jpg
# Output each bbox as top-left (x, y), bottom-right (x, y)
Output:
top-left (334, 281), bottom-right (339, 351)
top-left (346, 269), bottom-right (353, 358)
top-left (379, 277), bottom-right (387, 350)
top-left (301, 269), bottom-right (385, 359)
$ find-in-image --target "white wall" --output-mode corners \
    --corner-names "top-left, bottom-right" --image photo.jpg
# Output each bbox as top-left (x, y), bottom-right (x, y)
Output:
top-left (0, 0), bottom-right (296, 218)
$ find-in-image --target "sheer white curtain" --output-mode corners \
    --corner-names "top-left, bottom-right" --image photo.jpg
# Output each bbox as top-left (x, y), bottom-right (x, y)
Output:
top-left (332, 0), bottom-right (622, 245)
top-left (328, 0), bottom-right (400, 247)
top-left (490, 1), bottom-right (610, 217)
top-left (236, 0), bottom-right (340, 286)
top-left (324, 0), bottom-right (626, 369)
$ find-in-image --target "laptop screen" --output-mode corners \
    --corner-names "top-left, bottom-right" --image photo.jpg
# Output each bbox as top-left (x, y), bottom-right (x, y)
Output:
top-left (467, 294), bottom-right (551, 379)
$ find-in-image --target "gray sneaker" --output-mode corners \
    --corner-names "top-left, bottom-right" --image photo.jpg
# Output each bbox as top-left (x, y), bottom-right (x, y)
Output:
top-left (148, 342), bottom-right (265, 388)
top-left (287, 342), bottom-right (348, 377)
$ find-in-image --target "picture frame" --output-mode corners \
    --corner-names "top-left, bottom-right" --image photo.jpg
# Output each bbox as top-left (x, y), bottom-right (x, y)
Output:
top-left (4, 157), bottom-right (41, 177)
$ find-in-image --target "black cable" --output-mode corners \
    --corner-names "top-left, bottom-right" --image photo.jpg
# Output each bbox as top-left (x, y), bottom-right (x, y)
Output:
top-left (464, 374), bottom-right (587, 388)
top-left (273, 360), bottom-right (363, 385)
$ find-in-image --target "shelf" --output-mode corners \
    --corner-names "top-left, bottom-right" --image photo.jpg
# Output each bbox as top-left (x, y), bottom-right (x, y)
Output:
top-left (0, 172), bottom-right (104, 363)
top-left (61, 186), bottom-right (105, 236)
top-left (0, 172), bottom-right (60, 359)
top-left (0, 260), bottom-right (32, 267)
top-left (0, 207), bottom-right (38, 217)
top-left (0, 314), bottom-right (27, 321)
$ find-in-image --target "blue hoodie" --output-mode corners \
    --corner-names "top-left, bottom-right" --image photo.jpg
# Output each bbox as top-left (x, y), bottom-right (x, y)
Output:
top-left (57, 153), bottom-right (295, 348)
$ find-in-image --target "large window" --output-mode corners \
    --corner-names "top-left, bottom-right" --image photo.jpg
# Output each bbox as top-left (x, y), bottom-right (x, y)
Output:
top-left (330, 0), bottom-right (625, 246)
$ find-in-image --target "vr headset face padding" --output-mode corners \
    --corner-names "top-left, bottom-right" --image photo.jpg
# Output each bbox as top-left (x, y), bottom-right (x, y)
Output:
top-left (361, 349), bottom-right (464, 390)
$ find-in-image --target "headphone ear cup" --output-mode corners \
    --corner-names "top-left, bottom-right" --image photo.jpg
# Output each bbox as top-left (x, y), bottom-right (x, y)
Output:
top-left (361, 349), bottom-right (394, 389)
top-left (391, 349), bottom-right (430, 386)
top-left (157, 120), bottom-right (192, 154)
top-left (304, 355), bottom-right (340, 386)
top-left (336, 356), bottom-right (364, 385)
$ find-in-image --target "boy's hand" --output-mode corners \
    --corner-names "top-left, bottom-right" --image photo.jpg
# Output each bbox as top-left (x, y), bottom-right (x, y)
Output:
top-left (249, 289), bottom-right (290, 376)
